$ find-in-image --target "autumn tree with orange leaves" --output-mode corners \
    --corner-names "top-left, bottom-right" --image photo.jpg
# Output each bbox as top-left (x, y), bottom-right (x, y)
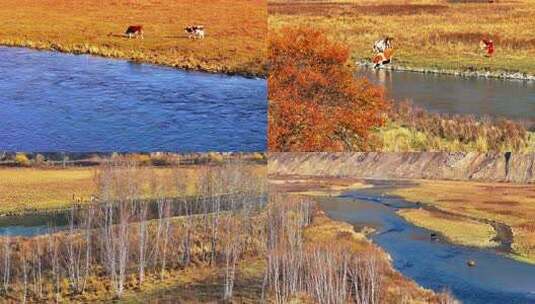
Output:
top-left (268, 27), bottom-right (388, 151)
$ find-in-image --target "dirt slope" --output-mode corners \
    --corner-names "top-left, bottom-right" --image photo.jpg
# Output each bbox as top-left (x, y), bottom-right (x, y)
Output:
top-left (269, 153), bottom-right (535, 183)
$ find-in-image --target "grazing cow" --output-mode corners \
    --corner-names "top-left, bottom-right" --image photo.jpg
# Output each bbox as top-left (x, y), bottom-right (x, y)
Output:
top-left (125, 25), bottom-right (144, 39)
top-left (184, 25), bottom-right (205, 39)
top-left (373, 36), bottom-right (394, 54)
top-left (373, 48), bottom-right (395, 68)
top-left (480, 38), bottom-right (494, 57)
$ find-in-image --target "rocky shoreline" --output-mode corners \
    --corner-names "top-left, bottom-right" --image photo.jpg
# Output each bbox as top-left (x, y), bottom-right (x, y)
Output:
top-left (356, 60), bottom-right (535, 81)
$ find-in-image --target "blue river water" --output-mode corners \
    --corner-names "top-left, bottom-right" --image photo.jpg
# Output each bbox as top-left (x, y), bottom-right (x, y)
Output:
top-left (357, 68), bottom-right (535, 120)
top-left (318, 181), bottom-right (535, 304)
top-left (0, 46), bottom-right (266, 151)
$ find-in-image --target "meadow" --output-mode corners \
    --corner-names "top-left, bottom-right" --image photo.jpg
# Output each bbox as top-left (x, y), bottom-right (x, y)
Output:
top-left (0, 0), bottom-right (267, 76)
top-left (0, 161), bottom-right (459, 303)
top-left (0, 168), bottom-right (96, 214)
top-left (269, 171), bottom-right (535, 264)
top-left (0, 153), bottom-right (267, 215)
top-left (0, 166), bottom-right (204, 215)
top-left (267, 22), bottom-right (534, 152)
top-left (380, 101), bottom-right (535, 152)
top-left (0, 157), bottom-right (268, 303)
top-left (398, 208), bottom-right (498, 248)
top-left (390, 179), bottom-right (535, 263)
top-left (269, 0), bottom-right (535, 76)
top-left (268, 186), bottom-right (457, 303)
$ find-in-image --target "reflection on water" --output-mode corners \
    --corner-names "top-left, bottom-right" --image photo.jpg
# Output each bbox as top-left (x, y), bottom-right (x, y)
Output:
top-left (0, 47), bottom-right (267, 151)
top-left (318, 181), bottom-right (535, 304)
top-left (357, 68), bottom-right (535, 120)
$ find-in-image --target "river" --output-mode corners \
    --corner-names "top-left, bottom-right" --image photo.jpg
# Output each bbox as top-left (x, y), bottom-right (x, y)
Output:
top-left (0, 46), bottom-right (266, 151)
top-left (357, 68), bottom-right (535, 121)
top-left (318, 180), bottom-right (535, 304)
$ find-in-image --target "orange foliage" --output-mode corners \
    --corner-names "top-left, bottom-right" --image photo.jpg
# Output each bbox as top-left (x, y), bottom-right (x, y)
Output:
top-left (268, 27), bottom-right (388, 151)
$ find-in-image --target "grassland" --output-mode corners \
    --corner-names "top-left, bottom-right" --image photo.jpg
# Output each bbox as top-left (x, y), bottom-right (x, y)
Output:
top-left (398, 208), bottom-right (498, 248)
top-left (269, 0), bottom-right (535, 76)
top-left (380, 101), bottom-right (535, 152)
top-left (0, 0), bottom-right (267, 77)
top-left (377, 122), bottom-right (535, 152)
top-left (270, 174), bottom-right (535, 263)
top-left (390, 179), bottom-right (535, 263)
top-left (117, 259), bottom-right (264, 304)
top-left (0, 164), bottom-right (266, 214)
top-left (0, 168), bottom-right (96, 214)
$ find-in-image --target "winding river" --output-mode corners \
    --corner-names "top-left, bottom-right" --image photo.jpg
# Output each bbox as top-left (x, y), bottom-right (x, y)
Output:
top-left (0, 46), bottom-right (266, 151)
top-left (357, 68), bottom-right (535, 120)
top-left (317, 180), bottom-right (535, 304)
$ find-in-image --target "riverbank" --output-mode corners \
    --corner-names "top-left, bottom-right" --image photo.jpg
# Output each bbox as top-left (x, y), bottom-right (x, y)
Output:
top-left (357, 61), bottom-right (535, 81)
top-left (0, 163), bottom-right (266, 215)
top-left (388, 179), bottom-right (535, 264)
top-left (270, 171), bottom-right (535, 263)
top-left (304, 209), bottom-right (452, 303)
top-left (398, 208), bottom-right (499, 248)
top-left (377, 123), bottom-right (535, 153)
top-left (0, 167), bottom-right (194, 215)
top-left (268, 152), bottom-right (535, 184)
top-left (270, 177), bottom-right (456, 303)
top-left (269, 0), bottom-right (535, 77)
top-left (0, 0), bottom-right (266, 77)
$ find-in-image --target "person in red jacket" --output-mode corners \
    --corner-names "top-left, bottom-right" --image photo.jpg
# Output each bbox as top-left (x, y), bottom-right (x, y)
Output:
top-left (480, 38), bottom-right (494, 57)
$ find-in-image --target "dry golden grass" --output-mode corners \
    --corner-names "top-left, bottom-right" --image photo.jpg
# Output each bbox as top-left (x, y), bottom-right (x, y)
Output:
top-left (117, 258), bottom-right (265, 304)
top-left (0, 213), bottom-right (266, 303)
top-left (0, 164), bottom-right (267, 214)
top-left (269, 0), bottom-right (535, 74)
top-left (0, 0), bottom-right (267, 76)
top-left (378, 123), bottom-right (535, 152)
top-left (398, 208), bottom-right (498, 248)
top-left (0, 167), bottom-right (96, 214)
top-left (390, 179), bottom-right (535, 263)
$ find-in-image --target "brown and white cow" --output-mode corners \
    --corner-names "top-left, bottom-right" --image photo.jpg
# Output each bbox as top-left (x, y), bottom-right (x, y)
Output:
top-left (184, 25), bottom-right (205, 39)
top-left (373, 48), bottom-right (395, 68)
top-left (125, 25), bottom-right (144, 39)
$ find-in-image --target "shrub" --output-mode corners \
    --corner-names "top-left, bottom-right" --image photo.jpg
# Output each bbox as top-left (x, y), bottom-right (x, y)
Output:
top-left (268, 26), bottom-right (388, 151)
top-left (129, 153), bottom-right (152, 166)
top-left (389, 100), bottom-right (529, 151)
top-left (14, 153), bottom-right (30, 166)
top-left (35, 153), bottom-right (46, 166)
top-left (207, 152), bottom-right (224, 164)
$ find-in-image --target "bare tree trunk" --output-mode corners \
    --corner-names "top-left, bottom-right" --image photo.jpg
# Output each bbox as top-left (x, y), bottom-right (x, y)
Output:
top-left (48, 234), bottom-right (61, 304)
top-left (138, 201), bottom-right (149, 286)
top-left (21, 255), bottom-right (28, 304)
top-left (117, 201), bottom-right (131, 296)
top-left (67, 206), bottom-right (85, 294)
top-left (160, 199), bottom-right (171, 280)
top-left (82, 205), bottom-right (94, 294)
top-left (181, 198), bottom-right (192, 268)
top-left (1, 237), bottom-right (11, 295)
top-left (32, 239), bottom-right (43, 299)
